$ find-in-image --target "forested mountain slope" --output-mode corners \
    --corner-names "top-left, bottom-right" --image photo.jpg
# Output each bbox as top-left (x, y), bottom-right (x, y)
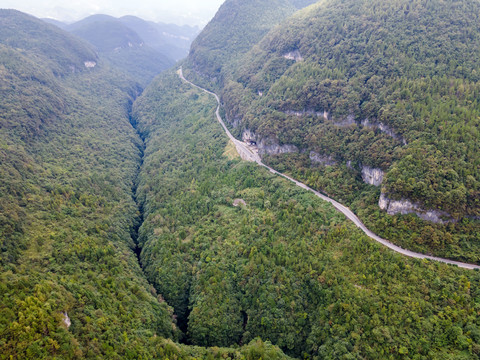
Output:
top-left (0, 9), bottom-right (291, 359)
top-left (186, 0), bottom-right (320, 87)
top-left (0, 10), bottom-right (179, 358)
top-left (184, 0), bottom-right (480, 262)
top-left (186, 0), bottom-right (297, 87)
top-left (132, 67), bottom-right (480, 359)
top-left (66, 15), bottom-right (174, 86)
top-left (0, 10), bottom-right (97, 76)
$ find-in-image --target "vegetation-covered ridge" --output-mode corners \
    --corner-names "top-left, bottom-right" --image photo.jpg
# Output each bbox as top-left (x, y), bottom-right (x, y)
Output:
top-left (58, 14), bottom-right (200, 61)
top-left (118, 15), bottom-right (200, 61)
top-left (186, 0), bottom-right (480, 262)
top-left (0, 10), bottom-right (191, 359)
top-left (64, 14), bottom-right (174, 87)
top-left (0, 10), bottom-right (97, 77)
top-left (186, 0), bottom-right (297, 88)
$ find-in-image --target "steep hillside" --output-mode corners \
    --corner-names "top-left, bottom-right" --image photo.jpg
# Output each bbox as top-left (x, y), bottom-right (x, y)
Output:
top-left (0, 9), bottom-right (292, 359)
top-left (185, 0), bottom-right (480, 262)
top-left (186, 0), bottom-right (297, 87)
top-left (133, 67), bottom-right (480, 359)
top-left (67, 15), bottom-right (174, 86)
top-left (0, 10), bottom-right (97, 76)
top-left (0, 10), bottom-right (179, 359)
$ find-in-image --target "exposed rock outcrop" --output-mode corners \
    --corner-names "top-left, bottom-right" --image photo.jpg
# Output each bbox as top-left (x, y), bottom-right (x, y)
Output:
top-left (242, 129), bottom-right (256, 143)
top-left (361, 119), bottom-right (407, 145)
top-left (334, 114), bottom-right (356, 127)
top-left (379, 193), bottom-right (452, 224)
top-left (283, 109), bottom-right (357, 128)
top-left (62, 312), bottom-right (71, 328)
top-left (257, 138), bottom-right (299, 156)
top-left (242, 129), bottom-right (298, 156)
top-left (233, 199), bottom-right (247, 207)
top-left (362, 166), bottom-right (384, 186)
top-left (84, 61), bottom-right (96, 68)
top-left (310, 151), bottom-right (336, 166)
top-left (283, 50), bottom-right (303, 62)
top-left (284, 109), bottom-right (329, 120)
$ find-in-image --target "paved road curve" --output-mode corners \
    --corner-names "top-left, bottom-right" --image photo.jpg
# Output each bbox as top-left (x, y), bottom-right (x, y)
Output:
top-left (178, 68), bottom-right (480, 270)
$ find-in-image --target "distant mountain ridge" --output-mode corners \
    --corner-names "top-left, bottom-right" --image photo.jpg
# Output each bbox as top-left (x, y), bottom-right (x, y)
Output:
top-left (0, 10), bottom-right (97, 76)
top-left (47, 14), bottom-right (172, 86)
top-left (69, 17), bottom-right (144, 52)
top-left (44, 14), bottom-right (200, 61)
top-left (119, 15), bottom-right (200, 60)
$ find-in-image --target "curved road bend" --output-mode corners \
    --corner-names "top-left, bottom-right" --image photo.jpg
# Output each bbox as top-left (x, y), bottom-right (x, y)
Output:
top-left (178, 68), bottom-right (480, 270)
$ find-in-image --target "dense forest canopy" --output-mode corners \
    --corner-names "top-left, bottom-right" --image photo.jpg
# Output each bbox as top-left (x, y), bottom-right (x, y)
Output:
top-left (133, 69), bottom-right (480, 359)
top-left (3, 1), bottom-right (480, 359)
top-left (0, 10), bottom-right (97, 77)
top-left (186, 0), bottom-right (480, 262)
top-left (0, 8), bottom-right (290, 359)
top-left (0, 10), bottom-right (181, 359)
top-left (187, 0), bottom-right (297, 87)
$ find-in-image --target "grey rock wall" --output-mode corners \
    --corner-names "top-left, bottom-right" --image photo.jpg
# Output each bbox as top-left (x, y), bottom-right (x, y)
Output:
top-left (310, 151), bottom-right (336, 166)
top-left (379, 193), bottom-right (452, 224)
top-left (283, 50), bottom-right (303, 62)
top-left (362, 166), bottom-right (384, 186)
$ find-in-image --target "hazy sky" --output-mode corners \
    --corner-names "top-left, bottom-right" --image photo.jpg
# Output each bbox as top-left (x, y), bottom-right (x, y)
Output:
top-left (0, 0), bottom-right (225, 26)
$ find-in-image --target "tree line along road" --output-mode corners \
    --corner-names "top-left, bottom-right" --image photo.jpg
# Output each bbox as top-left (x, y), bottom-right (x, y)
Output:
top-left (178, 68), bottom-right (480, 271)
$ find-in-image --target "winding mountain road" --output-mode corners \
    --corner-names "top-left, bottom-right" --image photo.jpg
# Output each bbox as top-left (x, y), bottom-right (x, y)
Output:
top-left (178, 68), bottom-right (480, 270)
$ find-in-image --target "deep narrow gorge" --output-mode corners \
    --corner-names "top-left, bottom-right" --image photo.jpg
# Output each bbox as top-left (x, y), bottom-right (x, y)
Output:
top-left (128, 103), bottom-right (147, 265)
top-left (127, 95), bottom-right (194, 339)
top-left (3, 1), bottom-right (480, 358)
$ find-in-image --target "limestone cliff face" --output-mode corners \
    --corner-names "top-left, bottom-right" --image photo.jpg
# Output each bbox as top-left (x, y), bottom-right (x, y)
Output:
top-left (242, 129), bottom-right (256, 142)
top-left (361, 119), bottom-right (407, 145)
top-left (84, 61), bottom-right (97, 68)
top-left (284, 109), bottom-right (328, 119)
top-left (379, 193), bottom-right (451, 224)
top-left (242, 129), bottom-right (298, 156)
top-left (283, 50), bottom-right (303, 62)
top-left (310, 151), bottom-right (336, 166)
top-left (62, 312), bottom-right (71, 328)
top-left (333, 114), bottom-right (356, 127)
top-left (362, 166), bottom-right (384, 186)
top-left (257, 139), bottom-right (299, 155)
